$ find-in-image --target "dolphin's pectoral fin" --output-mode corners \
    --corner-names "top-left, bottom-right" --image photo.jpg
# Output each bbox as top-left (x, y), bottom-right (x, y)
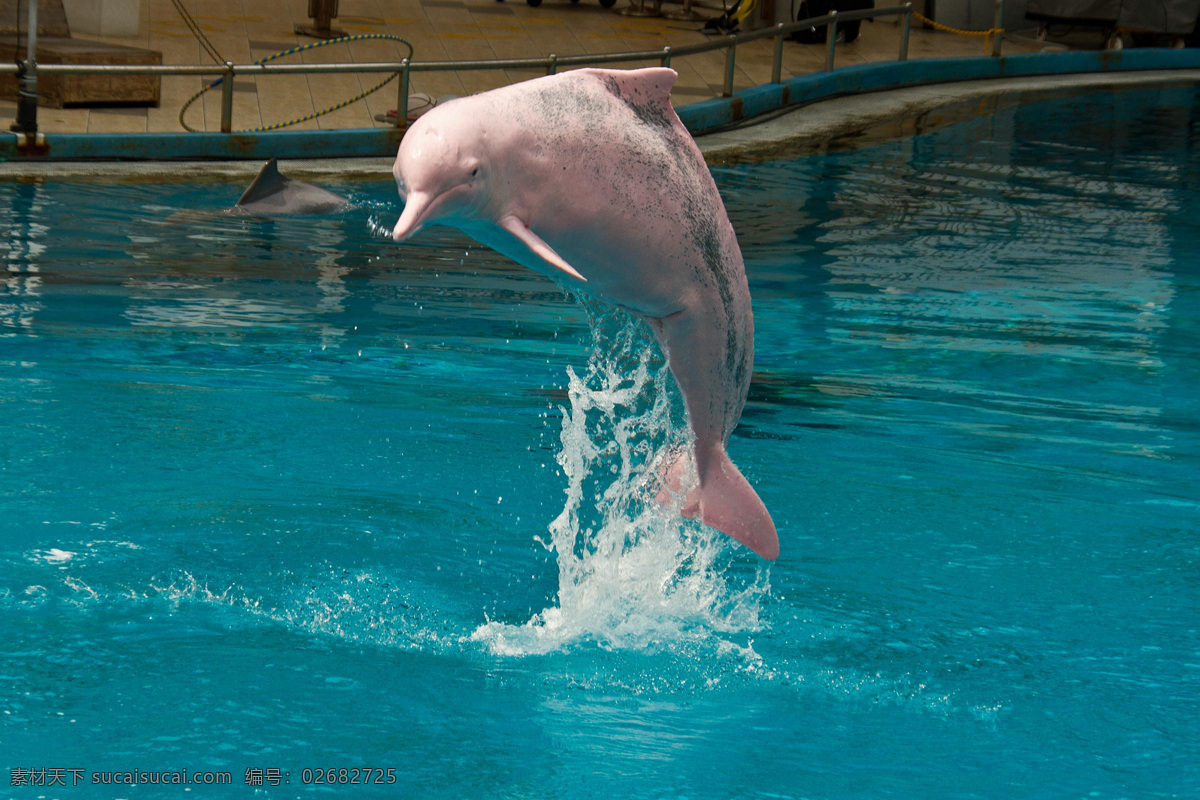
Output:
top-left (237, 158), bottom-right (288, 207)
top-left (498, 215), bottom-right (587, 282)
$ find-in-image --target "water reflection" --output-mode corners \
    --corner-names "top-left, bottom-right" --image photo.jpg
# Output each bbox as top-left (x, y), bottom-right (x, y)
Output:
top-left (121, 216), bottom-right (356, 334)
top-left (1, 181), bottom-right (45, 338)
top-left (124, 296), bottom-right (304, 329)
top-left (719, 87), bottom-right (1200, 467)
top-left (815, 151), bottom-right (1175, 367)
top-left (311, 219), bottom-right (351, 350)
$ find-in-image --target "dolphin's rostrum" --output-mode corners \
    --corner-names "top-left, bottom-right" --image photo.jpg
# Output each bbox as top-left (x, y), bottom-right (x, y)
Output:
top-left (390, 67), bottom-right (779, 560)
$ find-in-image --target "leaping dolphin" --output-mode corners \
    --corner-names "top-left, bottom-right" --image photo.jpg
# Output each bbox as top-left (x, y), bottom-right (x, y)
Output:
top-left (390, 67), bottom-right (779, 560)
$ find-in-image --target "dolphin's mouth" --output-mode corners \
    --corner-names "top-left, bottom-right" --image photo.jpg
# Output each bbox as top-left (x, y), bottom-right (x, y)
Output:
top-left (392, 190), bottom-right (434, 242)
top-left (391, 184), bottom-right (471, 242)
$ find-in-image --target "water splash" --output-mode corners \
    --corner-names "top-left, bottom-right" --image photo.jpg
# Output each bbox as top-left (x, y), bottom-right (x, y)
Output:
top-left (144, 568), bottom-right (457, 652)
top-left (365, 215), bottom-right (395, 240)
top-left (473, 300), bottom-right (769, 656)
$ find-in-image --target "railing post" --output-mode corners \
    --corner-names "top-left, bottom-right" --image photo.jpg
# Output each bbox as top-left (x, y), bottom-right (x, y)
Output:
top-left (220, 61), bottom-right (234, 133)
top-left (825, 11), bottom-right (838, 72)
top-left (722, 35), bottom-right (736, 97)
top-left (772, 23), bottom-right (785, 84)
top-left (990, 0), bottom-right (1003, 57)
top-left (619, 0), bottom-right (659, 17)
top-left (664, 0), bottom-right (701, 21)
top-left (396, 57), bottom-right (410, 129)
top-left (899, 3), bottom-right (911, 61)
top-left (10, 0), bottom-right (39, 135)
top-left (660, 46), bottom-right (672, 67)
top-left (547, 53), bottom-right (557, 75)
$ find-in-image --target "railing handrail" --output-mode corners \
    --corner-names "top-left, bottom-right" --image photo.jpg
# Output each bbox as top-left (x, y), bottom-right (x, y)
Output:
top-left (1, 5), bottom-right (909, 77)
top-left (4, 3), bottom-right (922, 134)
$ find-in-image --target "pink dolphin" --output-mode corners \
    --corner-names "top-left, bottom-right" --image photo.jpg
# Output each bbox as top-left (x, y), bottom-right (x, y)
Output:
top-left (391, 67), bottom-right (778, 560)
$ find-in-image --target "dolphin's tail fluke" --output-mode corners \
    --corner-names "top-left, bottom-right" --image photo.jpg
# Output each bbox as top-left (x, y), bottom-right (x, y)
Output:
top-left (660, 447), bottom-right (779, 560)
top-left (696, 447), bottom-right (779, 560)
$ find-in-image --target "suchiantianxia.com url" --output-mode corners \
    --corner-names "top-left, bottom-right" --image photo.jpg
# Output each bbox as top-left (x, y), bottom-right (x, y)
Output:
top-left (11, 768), bottom-right (232, 786)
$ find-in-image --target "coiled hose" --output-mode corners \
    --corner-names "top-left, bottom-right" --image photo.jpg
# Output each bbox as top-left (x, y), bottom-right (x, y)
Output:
top-left (178, 33), bottom-right (415, 133)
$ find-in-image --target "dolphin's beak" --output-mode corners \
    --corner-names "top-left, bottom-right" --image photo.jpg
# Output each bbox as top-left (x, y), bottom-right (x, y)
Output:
top-left (392, 191), bottom-right (433, 242)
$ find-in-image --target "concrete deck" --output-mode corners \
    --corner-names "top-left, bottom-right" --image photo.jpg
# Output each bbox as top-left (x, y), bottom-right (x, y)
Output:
top-left (0, 0), bottom-right (1044, 134)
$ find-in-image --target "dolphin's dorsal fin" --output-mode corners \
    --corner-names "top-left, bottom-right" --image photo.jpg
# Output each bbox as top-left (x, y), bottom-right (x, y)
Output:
top-left (581, 67), bottom-right (677, 117)
top-left (237, 158), bottom-right (288, 207)
top-left (498, 215), bottom-right (586, 282)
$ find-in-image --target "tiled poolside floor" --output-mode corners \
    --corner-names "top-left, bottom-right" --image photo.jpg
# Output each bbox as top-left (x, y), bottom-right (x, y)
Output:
top-left (0, 0), bottom-right (1043, 134)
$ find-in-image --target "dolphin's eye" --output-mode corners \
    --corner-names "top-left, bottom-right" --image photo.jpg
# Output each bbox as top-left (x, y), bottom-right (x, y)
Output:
top-left (471, 167), bottom-right (479, 177)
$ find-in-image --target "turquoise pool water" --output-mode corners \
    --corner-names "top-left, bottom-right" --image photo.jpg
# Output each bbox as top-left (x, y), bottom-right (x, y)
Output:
top-left (2, 84), bottom-right (1198, 798)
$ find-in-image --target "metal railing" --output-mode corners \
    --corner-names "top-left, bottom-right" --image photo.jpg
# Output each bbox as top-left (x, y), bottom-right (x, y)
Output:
top-left (4, 3), bottom-right (931, 136)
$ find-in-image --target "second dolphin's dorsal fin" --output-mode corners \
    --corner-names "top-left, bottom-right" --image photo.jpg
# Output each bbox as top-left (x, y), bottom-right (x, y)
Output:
top-left (580, 67), bottom-right (678, 119)
top-left (237, 158), bottom-right (288, 207)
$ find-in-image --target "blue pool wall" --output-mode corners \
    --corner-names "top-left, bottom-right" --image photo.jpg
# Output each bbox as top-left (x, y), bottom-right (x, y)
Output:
top-left (4, 48), bottom-right (1200, 161)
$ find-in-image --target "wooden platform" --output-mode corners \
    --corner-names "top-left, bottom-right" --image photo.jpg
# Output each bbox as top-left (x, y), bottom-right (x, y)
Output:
top-left (0, 0), bottom-right (71, 36)
top-left (0, 35), bottom-right (161, 107)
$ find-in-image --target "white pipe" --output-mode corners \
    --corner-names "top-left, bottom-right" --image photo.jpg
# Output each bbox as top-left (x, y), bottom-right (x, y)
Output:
top-left (26, 0), bottom-right (38, 64)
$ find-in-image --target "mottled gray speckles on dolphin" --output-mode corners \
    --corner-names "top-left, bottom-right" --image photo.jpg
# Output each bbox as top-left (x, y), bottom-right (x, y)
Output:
top-left (602, 73), bottom-right (674, 133)
top-left (389, 67), bottom-right (779, 560)
top-left (688, 215), bottom-right (742, 439)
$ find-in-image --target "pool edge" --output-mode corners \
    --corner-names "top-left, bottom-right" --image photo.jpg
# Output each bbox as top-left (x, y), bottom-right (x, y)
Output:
top-left (695, 68), bottom-right (1200, 162)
